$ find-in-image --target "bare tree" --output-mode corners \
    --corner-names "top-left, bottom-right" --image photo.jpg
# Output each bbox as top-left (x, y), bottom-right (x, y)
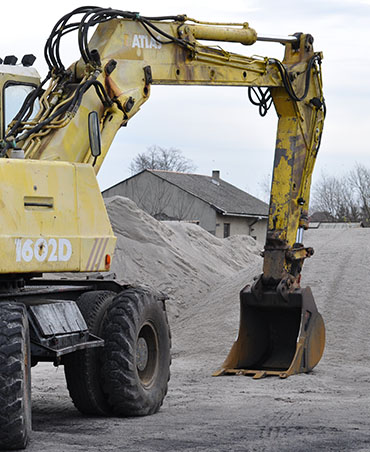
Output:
top-left (257, 173), bottom-right (272, 204)
top-left (348, 163), bottom-right (370, 222)
top-left (123, 176), bottom-right (197, 222)
top-left (310, 171), bottom-right (360, 221)
top-left (311, 172), bottom-right (337, 218)
top-left (311, 170), bottom-right (362, 222)
top-left (129, 145), bottom-right (196, 175)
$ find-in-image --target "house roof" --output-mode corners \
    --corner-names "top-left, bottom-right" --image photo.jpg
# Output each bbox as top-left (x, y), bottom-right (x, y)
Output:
top-left (309, 211), bottom-right (335, 222)
top-left (146, 170), bottom-right (269, 218)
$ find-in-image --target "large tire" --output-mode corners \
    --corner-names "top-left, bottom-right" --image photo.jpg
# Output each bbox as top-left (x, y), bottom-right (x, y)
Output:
top-left (101, 288), bottom-right (171, 416)
top-left (0, 303), bottom-right (31, 450)
top-left (64, 290), bottom-right (116, 415)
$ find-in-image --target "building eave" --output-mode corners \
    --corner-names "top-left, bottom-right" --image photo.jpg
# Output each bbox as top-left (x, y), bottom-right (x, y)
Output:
top-left (219, 211), bottom-right (268, 219)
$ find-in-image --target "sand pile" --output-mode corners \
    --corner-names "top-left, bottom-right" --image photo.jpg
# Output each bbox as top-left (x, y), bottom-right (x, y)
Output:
top-left (105, 196), bottom-right (263, 337)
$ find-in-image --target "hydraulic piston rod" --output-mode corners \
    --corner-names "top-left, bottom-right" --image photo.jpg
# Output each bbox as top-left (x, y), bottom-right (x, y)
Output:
top-left (257, 34), bottom-right (299, 44)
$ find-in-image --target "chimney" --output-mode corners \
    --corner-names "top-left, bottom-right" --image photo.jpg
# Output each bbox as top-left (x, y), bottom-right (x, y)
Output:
top-left (212, 170), bottom-right (220, 180)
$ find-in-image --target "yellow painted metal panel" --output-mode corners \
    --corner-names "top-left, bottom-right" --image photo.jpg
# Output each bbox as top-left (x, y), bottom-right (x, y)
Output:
top-left (0, 159), bottom-right (115, 273)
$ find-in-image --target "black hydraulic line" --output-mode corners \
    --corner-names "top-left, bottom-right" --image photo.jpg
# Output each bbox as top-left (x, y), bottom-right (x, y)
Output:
top-left (92, 81), bottom-right (113, 107)
top-left (78, 9), bottom-right (107, 63)
top-left (43, 7), bottom-right (194, 72)
top-left (78, 8), bottom-right (191, 65)
top-left (6, 74), bottom-right (52, 138)
top-left (45, 7), bottom-right (100, 71)
top-left (247, 54), bottom-right (324, 116)
top-left (78, 9), bottom-right (136, 63)
top-left (15, 5), bottom-right (190, 145)
top-left (139, 20), bottom-right (176, 45)
top-left (12, 74), bottom-right (113, 146)
top-left (6, 55), bottom-right (113, 143)
top-left (271, 53), bottom-right (322, 102)
top-left (17, 93), bottom-right (40, 123)
top-left (140, 14), bottom-right (186, 21)
top-left (139, 19), bottom-right (188, 47)
top-left (51, 23), bottom-right (83, 72)
top-left (10, 76), bottom-right (94, 144)
top-left (248, 87), bottom-right (273, 117)
top-left (46, 23), bottom-right (78, 71)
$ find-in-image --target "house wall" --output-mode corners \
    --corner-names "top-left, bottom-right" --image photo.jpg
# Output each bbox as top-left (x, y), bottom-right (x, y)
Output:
top-left (215, 213), bottom-right (267, 243)
top-left (102, 172), bottom-right (218, 234)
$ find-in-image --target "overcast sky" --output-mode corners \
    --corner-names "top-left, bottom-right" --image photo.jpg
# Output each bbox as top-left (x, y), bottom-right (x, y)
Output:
top-left (4, 1), bottom-right (370, 199)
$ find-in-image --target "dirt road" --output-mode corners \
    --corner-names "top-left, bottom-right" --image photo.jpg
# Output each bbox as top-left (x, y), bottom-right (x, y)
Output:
top-left (26, 228), bottom-right (370, 451)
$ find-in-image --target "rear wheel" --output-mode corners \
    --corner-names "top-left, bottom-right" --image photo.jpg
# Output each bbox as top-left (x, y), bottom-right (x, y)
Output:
top-left (64, 290), bottom-right (116, 415)
top-left (64, 288), bottom-right (171, 417)
top-left (0, 303), bottom-right (31, 450)
top-left (101, 288), bottom-right (171, 415)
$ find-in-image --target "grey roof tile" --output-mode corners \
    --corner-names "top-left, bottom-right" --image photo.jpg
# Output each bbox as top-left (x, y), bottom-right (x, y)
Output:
top-left (148, 170), bottom-right (268, 217)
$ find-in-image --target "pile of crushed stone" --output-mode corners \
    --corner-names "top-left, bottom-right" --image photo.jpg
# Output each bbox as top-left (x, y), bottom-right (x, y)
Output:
top-left (105, 196), bottom-right (263, 336)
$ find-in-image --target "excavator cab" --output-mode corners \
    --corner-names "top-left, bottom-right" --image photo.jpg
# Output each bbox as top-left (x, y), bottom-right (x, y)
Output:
top-left (0, 59), bottom-right (40, 140)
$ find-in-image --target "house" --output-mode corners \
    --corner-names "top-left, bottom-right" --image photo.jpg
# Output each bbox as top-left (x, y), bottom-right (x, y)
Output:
top-left (309, 211), bottom-right (335, 222)
top-left (102, 169), bottom-right (269, 242)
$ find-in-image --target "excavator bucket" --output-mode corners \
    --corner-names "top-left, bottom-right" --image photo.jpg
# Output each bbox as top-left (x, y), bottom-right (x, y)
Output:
top-left (214, 283), bottom-right (325, 379)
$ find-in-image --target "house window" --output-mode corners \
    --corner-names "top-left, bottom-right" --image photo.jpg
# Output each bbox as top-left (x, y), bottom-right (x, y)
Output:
top-left (223, 223), bottom-right (230, 238)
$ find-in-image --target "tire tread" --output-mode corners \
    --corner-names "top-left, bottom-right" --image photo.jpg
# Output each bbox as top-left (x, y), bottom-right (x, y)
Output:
top-left (102, 288), bottom-right (171, 416)
top-left (0, 303), bottom-right (31, 450)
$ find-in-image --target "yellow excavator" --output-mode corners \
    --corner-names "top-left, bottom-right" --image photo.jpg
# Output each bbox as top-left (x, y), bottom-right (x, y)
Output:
top-left (0, 7), bottom-right (325, 449)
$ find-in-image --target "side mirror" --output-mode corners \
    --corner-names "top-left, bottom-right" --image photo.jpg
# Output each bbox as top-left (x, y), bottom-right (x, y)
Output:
top-left (88, 111), bottom-right (101, 163)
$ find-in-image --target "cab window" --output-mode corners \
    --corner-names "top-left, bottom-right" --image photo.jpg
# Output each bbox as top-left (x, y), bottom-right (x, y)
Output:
top-left (3, 83), bottom-right (39, 132)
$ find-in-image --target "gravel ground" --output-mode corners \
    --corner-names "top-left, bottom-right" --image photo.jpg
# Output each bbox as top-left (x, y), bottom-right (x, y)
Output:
top-left (24, 227), bottom-right (370, 451)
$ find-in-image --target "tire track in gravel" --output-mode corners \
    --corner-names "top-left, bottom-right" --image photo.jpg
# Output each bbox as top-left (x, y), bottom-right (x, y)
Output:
top-left (258, 409), bottom-right (295, 440)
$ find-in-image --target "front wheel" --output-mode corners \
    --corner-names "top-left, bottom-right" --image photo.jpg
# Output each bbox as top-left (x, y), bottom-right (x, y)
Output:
top-left (102, 288), bottom-right (171, 416)
top-left (0, 303), bottom-right (31, 450)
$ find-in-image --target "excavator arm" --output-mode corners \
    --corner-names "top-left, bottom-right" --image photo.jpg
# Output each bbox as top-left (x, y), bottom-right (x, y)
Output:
top-left (3, 8), bottom-right (326, 377)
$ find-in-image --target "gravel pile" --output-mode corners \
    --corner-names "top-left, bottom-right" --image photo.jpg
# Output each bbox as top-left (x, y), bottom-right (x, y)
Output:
top-left (105, 195), bottom-right (263, 357)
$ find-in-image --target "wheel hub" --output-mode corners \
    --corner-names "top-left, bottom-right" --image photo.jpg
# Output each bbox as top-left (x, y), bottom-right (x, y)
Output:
top-left (136, 337), bottom-right (149, 372)
top-left (136, 322), bottom-right (159, 387)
